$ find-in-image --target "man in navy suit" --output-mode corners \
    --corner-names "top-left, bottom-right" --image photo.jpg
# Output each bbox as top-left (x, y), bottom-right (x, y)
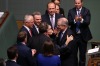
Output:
top-left (16, 31), bottom-right (36, 66)
top-left (6, 45), bottom-right (20, 66)
top-left (19, 14), bottom-right (34, 43)
top-left (56, 17), bottom-right (78, 66)
top-left (42, 2), bottom-right (63, 30)
top-left (68, 0), bottom-right (92, 66)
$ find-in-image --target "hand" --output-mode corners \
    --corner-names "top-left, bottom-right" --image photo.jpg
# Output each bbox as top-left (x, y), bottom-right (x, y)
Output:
top-left (78, 16), bottom-right (82, 22)
top-left (53, 28), bottom-right (60, 35)
top-left (31, 49), bottom-right (36, 56)
top-left (75, 15), bottom-right (79, 22)
top-left (65, 35), bottom-right (74, 46)
top-left (75, 15), bottom-right (82, 22)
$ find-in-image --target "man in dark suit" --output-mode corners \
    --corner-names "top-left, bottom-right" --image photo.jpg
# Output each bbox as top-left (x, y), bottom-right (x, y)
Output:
top-left (56, 17), bottom-right (78, 66)
top-left (42, 2), bottom-right (63, 30)
top-left (68, 0), bottom-right (92, 66)
top-left (16, 31), bottom-right (36, 66)
top-left (31, 11), bottom-right (42, 36)
top-left (19, 14), bottom-right (34, 43)
top-left (42, 2), bottom-right (63, 40)
top-left (6, 45), bottom-right (20, 66)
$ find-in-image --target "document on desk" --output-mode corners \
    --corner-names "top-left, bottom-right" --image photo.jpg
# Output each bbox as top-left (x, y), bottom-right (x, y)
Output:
top-left (87, 47), bottom-right (100, 55)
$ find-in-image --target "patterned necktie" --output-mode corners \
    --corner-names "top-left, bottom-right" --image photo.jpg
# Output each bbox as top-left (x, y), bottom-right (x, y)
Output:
top-left (50, 16), bottom-right (54, 29)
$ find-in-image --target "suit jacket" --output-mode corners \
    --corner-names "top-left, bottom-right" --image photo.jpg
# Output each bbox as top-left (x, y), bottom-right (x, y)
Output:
top-left (42, 13), bottom-right (63, 29)
top-left (68, 7), bottom-right (92, 42)
top-left (56, 28), bottom-right (78, 66)
top-left (6, 60), bottom-right (20, 66)
top-left (31, 25), bottom-right (39, 36)
top-left (19, 26), bottom-right (32, 43)
top-left (28, 34), bottom-right (51, 55)
top-left (16, 42), bottom-right (36, 66)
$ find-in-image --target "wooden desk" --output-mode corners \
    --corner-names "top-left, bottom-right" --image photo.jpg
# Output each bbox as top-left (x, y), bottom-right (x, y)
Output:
top-left (88, 56), bottom-right (100, 66)
top-left (87, 42), bottom-right (100, 66)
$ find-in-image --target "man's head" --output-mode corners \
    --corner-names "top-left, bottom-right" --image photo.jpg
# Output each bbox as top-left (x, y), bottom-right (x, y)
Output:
top-left (51, 0), bottom-right (60, 5)
top-left (32, 12), bottom-right (42, 26)
top-left (57, 17), bottom-right (68, 31)
top-left (38, 22), bottom-right (48, 34)
top-left (17, 31), bottom-right (27, 43)
top-left (24, 14), bottom-right (34, 28)
top-left (7, 45), bottom-right (18, 60)
top-left (47, 2), bottom-right (56, 16)
top-left (74, 0), bottom-right (83, 9)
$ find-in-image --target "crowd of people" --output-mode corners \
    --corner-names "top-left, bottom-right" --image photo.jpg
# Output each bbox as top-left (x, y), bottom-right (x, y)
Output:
top-left (0, 0), bottom-right (92, 66)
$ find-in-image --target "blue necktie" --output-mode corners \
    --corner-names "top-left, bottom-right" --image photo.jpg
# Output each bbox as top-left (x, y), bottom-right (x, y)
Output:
top-left (60, 32), bottom-right (64, 41)
top-left (76, 9), bottom-right (80, 33)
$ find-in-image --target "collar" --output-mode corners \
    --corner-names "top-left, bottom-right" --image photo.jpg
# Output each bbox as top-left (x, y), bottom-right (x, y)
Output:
top-left (21, 42), bottom-right (26, 45)
top-left (76, 7), bottom-right (82, 11)
top-left (49, 13), bottom-right (55, 18)
top-left (62, 28), bottom-right (67, 34)
top-left (34, 24), bottom-right (38, 28)
top-left (10, 59), bottom-right (16, 62)
top-left (23, 25), bottom-right (30, 31)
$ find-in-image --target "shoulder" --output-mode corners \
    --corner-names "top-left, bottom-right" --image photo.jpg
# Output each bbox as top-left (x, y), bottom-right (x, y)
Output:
top-left (68, 7), bottom-right (76, 13)
top-left (55, 13), bottom-right (63, 18)
top-left (20, 26), bottom-right (27, 32)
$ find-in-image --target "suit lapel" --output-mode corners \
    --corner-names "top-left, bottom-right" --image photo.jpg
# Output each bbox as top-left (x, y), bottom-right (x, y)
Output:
top-left (46, 14), bottom-right (52, 27)
top-left (80, 7), bottom-right (84, 16)
top-left (60, 29), bottom-right (68, 43)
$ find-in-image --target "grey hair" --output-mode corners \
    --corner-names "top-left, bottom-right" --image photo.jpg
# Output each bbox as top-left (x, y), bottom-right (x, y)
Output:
top-left (24, 14), bottom-right (33, 22)
top-left (58, 17), bottom-right (68, 26)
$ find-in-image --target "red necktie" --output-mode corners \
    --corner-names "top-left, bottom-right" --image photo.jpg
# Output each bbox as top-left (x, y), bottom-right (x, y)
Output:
top-left (29, 30), bottom-right (32, 37)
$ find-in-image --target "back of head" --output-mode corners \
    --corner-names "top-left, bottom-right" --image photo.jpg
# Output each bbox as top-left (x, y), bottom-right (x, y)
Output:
top-left (38, 22), bottom-right (48, 34)
top-left (42, 39), bottom-right (54, 56)
top-left (7, 45), bottom-right (18, 60)
top-left (17, 31), bottom-right (27, 42)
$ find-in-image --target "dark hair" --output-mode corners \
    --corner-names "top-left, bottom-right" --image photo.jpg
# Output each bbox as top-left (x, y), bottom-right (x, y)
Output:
top-left (17, 31), bottom-right (27, 42)
top-left (7, 45), bottom-right (18, 59)
top-left (51, 0), bottom-right (60, 2)
top-left (39, 22), bottom-right (48, 34)
top-left (42, 39), bottom-right (54, 56)
top-left (0, 58), bottom-right (5, 66)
